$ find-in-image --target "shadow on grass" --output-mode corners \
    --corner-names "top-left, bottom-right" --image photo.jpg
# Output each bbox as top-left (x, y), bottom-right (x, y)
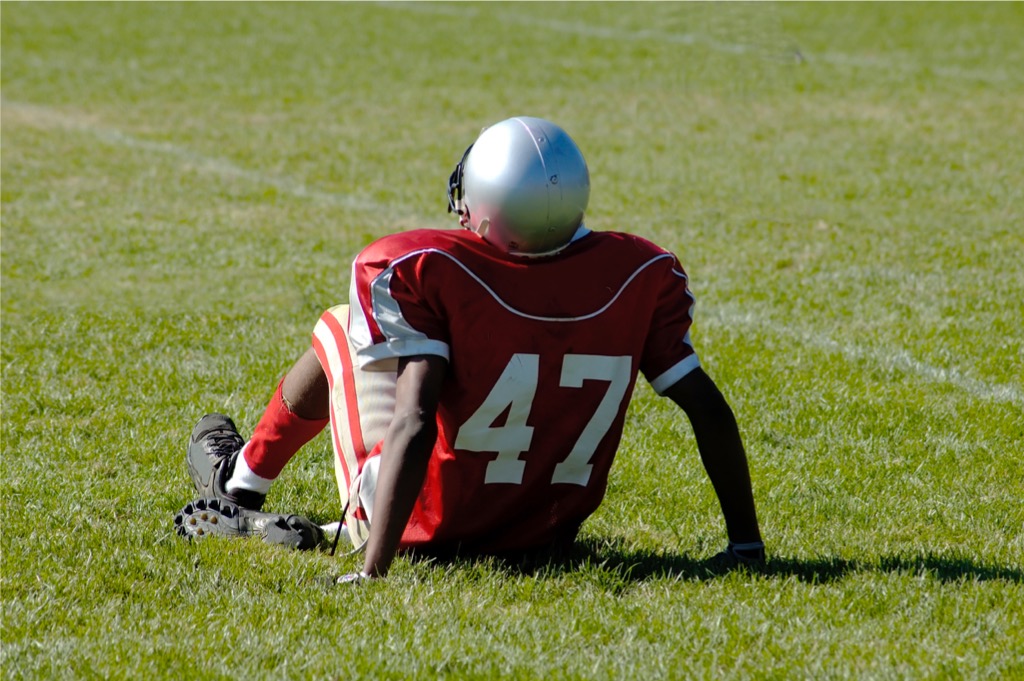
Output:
top-left (411, 537), bottom-right (1023, 585)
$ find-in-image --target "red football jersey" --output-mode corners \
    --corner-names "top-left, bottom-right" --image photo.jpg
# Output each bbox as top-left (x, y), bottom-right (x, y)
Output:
top-left (348, 227), bottom-right (700, 552)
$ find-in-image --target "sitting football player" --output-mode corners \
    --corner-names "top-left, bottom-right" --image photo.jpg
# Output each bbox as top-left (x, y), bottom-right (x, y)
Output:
top-left (178, 116), bottom-right (766, 578)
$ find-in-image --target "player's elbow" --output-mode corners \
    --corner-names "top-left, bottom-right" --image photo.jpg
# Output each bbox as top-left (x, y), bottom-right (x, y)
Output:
top-left (665, 369), bottom-right (739, 432)
top-left (389, 408), bottom-right (439, 454)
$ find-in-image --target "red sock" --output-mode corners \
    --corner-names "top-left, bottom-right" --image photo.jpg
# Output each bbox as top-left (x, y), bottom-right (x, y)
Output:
top-left (242, 380), bottom-right (329, 480)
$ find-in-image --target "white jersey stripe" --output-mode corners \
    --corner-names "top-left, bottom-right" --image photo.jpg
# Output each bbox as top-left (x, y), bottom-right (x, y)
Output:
top-left (348, 262), bottom-right (375, 351)
top-left (370, 266), bottom-right (433, 343)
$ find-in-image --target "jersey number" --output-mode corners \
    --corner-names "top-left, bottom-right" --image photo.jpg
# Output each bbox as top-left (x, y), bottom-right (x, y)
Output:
top-left (453, 354), bottom-right (632, 486)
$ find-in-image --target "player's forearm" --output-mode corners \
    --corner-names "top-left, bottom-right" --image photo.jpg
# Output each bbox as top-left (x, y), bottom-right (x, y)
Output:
top-left (361, 412), bottom-right (437, 578)
top-left (691, 400), bottom-right (762, 544)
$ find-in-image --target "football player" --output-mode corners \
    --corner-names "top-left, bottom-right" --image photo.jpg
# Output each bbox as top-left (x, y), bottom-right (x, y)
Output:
top-left (178, 116), bottom-right (765, 579)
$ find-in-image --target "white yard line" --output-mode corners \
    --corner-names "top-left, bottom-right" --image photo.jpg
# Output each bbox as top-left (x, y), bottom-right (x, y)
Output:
top-left (376, 2), bottom-right (774, 56)
top-left (379, 2), bottom-right (1016, 84)
top-left (2, 100), bottom-right (390, 214)
top-left (706, 303), bottom-right (1024, 408)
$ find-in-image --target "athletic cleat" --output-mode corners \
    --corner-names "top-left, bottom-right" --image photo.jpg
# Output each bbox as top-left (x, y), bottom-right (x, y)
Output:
top-left (708, 541), bottom-right (766, 569)
top-left (186, 413), bottom-right (266, 511)
top-left (174, 498), bottom-right (325, 551)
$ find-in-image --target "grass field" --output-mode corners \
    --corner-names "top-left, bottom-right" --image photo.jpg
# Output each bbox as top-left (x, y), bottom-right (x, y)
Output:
top-left (2, 2), bottom-right (1023, 679)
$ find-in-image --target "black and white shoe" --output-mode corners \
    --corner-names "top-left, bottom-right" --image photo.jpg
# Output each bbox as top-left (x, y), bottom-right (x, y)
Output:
top-left (186, 413), bottom-right (266, 511)
top-left (174, 498), bottom-right (324, 551)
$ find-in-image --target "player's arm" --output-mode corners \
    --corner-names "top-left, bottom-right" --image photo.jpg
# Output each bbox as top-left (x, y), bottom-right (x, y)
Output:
top-left (663, 367), bottom-right (763, 551)
top-left (360, 354), bottom-right (447, 579)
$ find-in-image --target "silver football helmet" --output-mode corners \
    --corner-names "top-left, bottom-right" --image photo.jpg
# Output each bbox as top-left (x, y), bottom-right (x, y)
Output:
top-left (448, 117), bottom-right (590, 256)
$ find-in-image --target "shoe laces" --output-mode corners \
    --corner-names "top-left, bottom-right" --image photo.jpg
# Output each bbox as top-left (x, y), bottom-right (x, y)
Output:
top-left (204, 430), bottom-right (244, 458)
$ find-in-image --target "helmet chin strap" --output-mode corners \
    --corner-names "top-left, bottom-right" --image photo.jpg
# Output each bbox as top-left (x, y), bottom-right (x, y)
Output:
top-left (471, 218), bottom-right (489, 239)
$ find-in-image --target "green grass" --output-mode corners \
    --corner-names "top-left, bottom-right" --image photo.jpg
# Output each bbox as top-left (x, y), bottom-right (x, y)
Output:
top-left (2, 2), bottom-right (1022, 679)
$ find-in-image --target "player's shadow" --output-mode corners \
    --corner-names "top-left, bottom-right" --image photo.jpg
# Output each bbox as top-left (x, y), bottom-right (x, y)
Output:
top-left (413, 536), bottom-right (1023, 585)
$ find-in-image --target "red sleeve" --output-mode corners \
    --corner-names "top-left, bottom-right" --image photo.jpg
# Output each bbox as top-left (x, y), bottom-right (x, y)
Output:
top-left (347, 236), bottom-right (451, 368)
top-left (639, 254), bottom-right (701, 394)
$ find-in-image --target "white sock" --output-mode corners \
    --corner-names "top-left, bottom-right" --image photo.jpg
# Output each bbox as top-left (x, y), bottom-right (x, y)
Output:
top-left (225, 444), bottom-right (275, 495)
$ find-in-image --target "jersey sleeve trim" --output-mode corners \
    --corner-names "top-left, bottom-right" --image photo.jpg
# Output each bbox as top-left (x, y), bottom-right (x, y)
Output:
top-left (356, 338), bottom-right (451, 367)
top-left (649, 353), bottom-right (702, 394)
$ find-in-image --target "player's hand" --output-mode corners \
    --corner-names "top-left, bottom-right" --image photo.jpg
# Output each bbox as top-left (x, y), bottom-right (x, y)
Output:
top-left (335, 571), bottom-right (372, 585)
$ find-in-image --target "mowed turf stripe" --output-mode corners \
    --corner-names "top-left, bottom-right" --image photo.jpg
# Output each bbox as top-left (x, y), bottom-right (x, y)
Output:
top-left (6, 98), bottom-right (1018, 408)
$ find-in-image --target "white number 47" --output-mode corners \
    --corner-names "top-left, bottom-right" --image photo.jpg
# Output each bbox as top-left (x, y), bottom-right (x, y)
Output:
top-left (453, 353), bottom-right (632, 487)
